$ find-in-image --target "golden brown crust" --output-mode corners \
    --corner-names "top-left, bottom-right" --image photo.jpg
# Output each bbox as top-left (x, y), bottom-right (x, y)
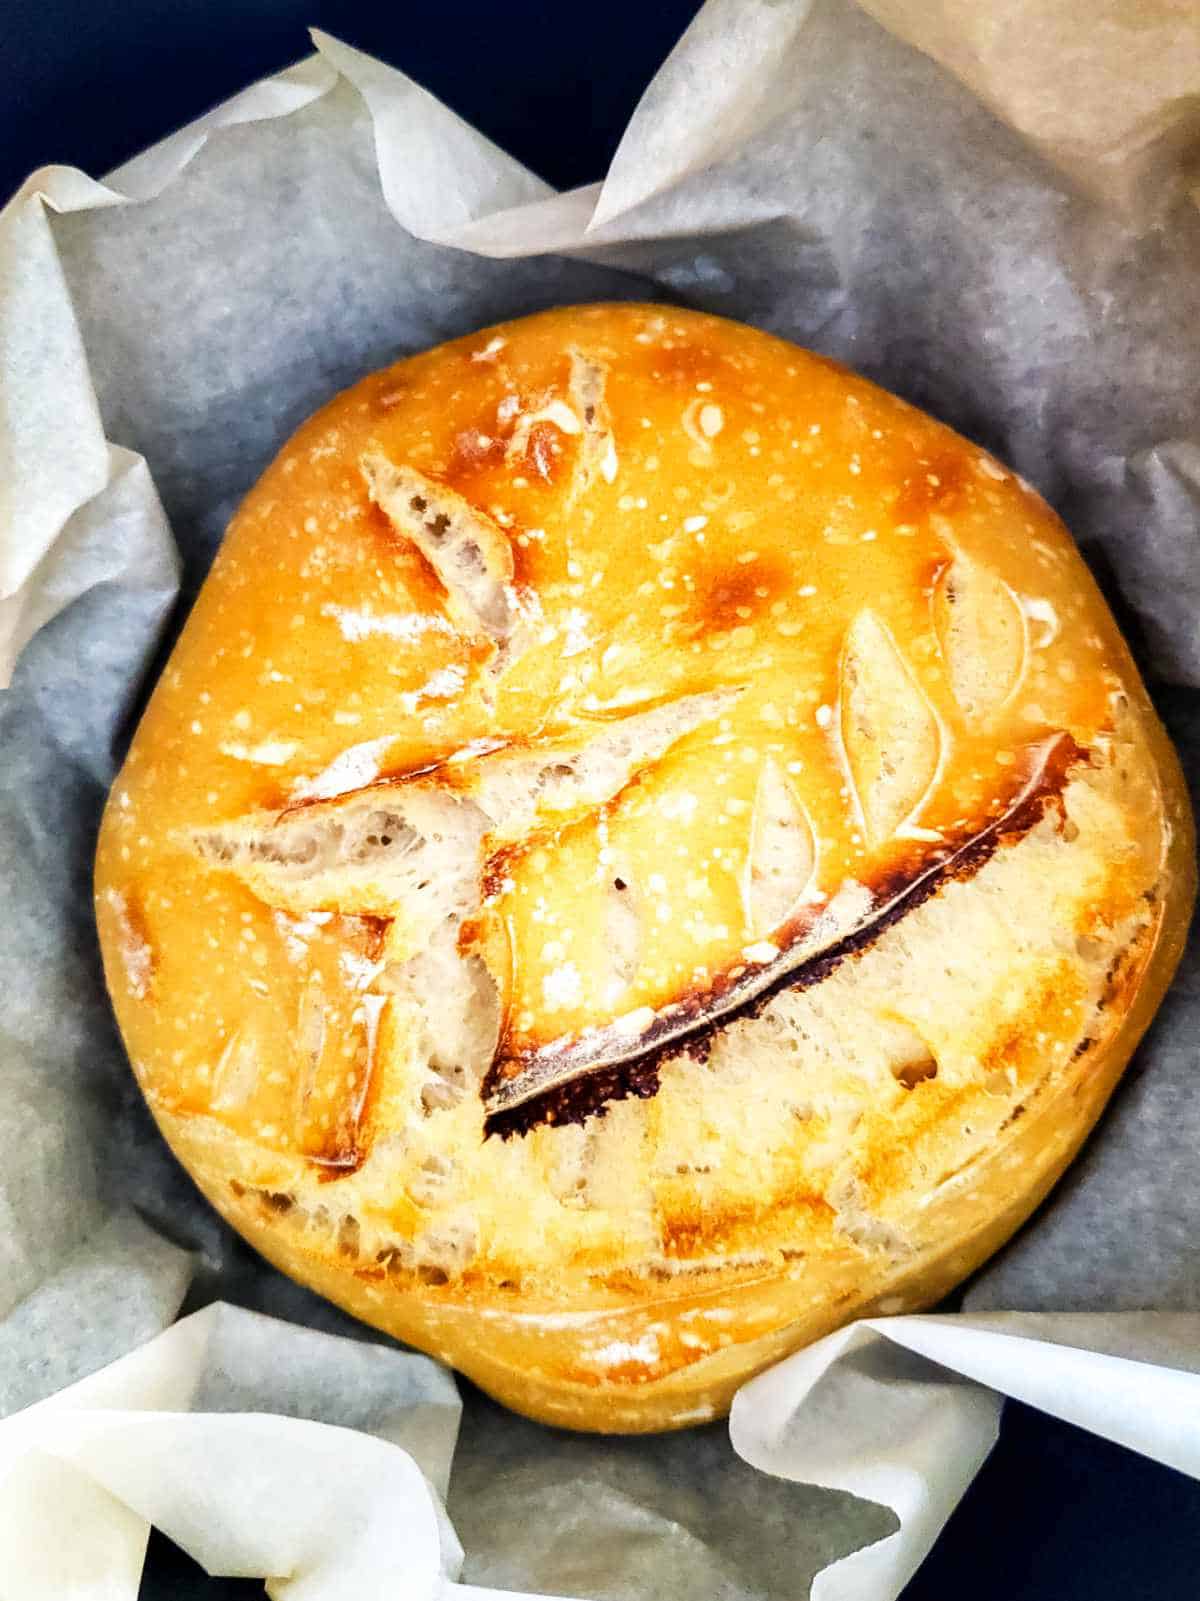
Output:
top-left (95, 304), bottom-right (1195, 1431)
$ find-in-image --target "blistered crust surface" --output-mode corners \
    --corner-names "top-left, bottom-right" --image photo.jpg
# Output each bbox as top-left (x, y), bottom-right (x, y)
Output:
top-left (95, 303), bottom-right (1190, 1427)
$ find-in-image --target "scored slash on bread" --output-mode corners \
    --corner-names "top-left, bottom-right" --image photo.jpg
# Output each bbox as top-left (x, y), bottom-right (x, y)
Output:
top-left (361, 455), bottom-right (525, 662)
top-left (566, 348), bottom-right (619, 492)
top-left (742, 756), bottom-right (817, 937)
top-left (482, 731), bottom-right (1080, 1129)
top-left (839, 609), bottom-right (945, 845)
top-left (932, 554), bottom-right (1027, 719)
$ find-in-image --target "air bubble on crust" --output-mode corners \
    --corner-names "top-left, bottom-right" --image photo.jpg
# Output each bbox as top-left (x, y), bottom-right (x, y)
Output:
top-left (407, 1152), bottom-right (456, 1208)
top-left (873, 1014), bottom-right (940, 1090)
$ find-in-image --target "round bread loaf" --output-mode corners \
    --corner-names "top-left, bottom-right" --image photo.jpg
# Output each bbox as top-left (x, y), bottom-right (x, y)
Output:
top-left (96, 304), bottom-right (1194, 1432)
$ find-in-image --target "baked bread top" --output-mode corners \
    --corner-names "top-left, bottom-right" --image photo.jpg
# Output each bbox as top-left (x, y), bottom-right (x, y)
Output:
top-left (95, 304), bottom-right (1193, 1428)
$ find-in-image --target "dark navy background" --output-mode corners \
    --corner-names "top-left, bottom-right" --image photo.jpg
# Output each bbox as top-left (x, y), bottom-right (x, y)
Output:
top-left (6, 3), bottom-right (1199, 1596)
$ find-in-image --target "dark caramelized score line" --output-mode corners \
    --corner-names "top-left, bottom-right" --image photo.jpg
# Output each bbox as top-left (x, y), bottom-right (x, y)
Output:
top-left (483, 733), bottom-right (1083, 1139)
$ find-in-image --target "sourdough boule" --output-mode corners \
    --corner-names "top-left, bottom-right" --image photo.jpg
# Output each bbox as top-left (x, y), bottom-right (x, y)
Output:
top-left (96, 303), bottom-right (1195, 1432)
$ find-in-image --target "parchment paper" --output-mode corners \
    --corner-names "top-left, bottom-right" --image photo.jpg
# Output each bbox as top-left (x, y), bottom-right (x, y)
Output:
top-left (2, 4), bottom-right (1199, 1597)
